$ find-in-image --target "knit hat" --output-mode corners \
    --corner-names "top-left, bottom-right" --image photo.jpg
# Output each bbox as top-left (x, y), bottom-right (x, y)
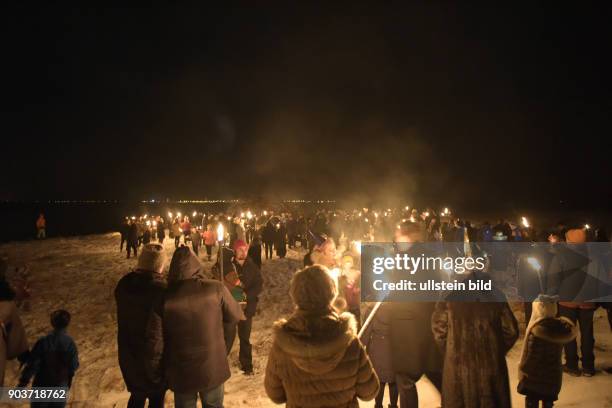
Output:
top-left (565, 228), bottom-right (586, 243)
top-left (233, 239), bottom-right (248, 252)
top-left (290, 265), bottom-right (337, 314)
top-left (137, 243), bottom-right (166, 273)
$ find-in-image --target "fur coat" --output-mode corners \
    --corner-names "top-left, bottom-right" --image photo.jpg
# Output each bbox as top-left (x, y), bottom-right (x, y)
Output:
top-left (265, 311), bottom-right (379, 407)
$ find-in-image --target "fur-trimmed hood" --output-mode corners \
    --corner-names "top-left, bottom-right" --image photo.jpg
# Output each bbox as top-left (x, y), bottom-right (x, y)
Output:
top-left (272, 311), bottom-right (358, 375)
top-left (531, 317), bottom-right (577, 344)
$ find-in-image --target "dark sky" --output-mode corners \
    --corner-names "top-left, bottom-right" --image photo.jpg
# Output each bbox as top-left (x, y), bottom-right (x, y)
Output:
top-left (3, 3), bottom-right (611, 209)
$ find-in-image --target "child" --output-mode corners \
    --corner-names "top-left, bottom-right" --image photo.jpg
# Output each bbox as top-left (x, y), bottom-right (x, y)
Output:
top-left (18, 310), bottom-right (79, 404)
top-left (518, 295), bottom-right (577, 408)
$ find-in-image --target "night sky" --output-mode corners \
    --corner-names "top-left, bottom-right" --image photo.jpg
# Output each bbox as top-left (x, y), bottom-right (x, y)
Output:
top-left (3, 3), bottom-right (611, 210)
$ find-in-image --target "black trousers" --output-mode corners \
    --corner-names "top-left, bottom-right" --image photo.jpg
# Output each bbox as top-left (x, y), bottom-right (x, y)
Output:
top-left (264, 242), bottom-right (274, 259)
top-left (127, 391), bottom-right (166, 408)
top-left (126, 242), bottom-right (138, 258)
top-left (205, 244), bottom-right (213, 257)
top-left (525, 395), bottom-right (554, 408)
top-left (375, 382), bottom-right (398, 408)
top-left (120, 235), bottom-right (126, 251)
top-left (224, 316), bottom-right (254, 371)
top-left (395, 371), bottom-right (441, 408)
top-left (192, 243), bottom-right (199, 255)
top-left (559, 305), bottom-right (595, 370)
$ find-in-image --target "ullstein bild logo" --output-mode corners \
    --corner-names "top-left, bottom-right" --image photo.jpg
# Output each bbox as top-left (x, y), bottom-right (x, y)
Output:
top-left (360, 242), bottom-right (612, 303)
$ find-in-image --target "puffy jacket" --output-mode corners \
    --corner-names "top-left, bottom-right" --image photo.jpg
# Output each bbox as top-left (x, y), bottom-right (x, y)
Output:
top-left (265, 311), bottom-right (379, 407)
top-left (144, 247), bottom-right (244, 393)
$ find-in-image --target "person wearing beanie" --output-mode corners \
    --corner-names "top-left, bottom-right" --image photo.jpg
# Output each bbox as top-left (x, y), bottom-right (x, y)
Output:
top-left (547, 227), bottom-right (601, 377)
top-left (264, 265), bottom-right (379, 407)
top-left (304, 232), bottom-right (337, 268)
top-left (518, 295), bottom-right (578, 408)
top-left (226, 239), bottom-right (263, 375)
top-left (145, 246), bottom-right (244, 407)
top-left (115, 243), bottom-right (167, 408)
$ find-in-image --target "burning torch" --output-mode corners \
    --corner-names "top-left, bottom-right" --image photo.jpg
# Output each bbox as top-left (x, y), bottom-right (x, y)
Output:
top-left (217, 223), bottom-right (224, 282)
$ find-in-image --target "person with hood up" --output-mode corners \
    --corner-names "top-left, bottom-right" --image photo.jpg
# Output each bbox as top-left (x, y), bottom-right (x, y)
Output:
top-left (145, 246), bottom-right (244, 408)
top-left (264, 265), bottom-right (379, 407)
top-left (262, 220), bottom-right (276, 260)
top-left (518, 295), bottom-right (578, 408)
top-left (115, 243), bottom-right (167, 408)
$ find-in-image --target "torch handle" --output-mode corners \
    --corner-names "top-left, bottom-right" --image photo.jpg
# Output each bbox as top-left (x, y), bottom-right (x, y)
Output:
top-left (358, 300), bottom-right (383, 339)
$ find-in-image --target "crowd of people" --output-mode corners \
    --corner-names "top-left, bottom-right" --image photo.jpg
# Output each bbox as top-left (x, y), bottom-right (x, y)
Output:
top-left (6, 205), bottom-right (611, 407)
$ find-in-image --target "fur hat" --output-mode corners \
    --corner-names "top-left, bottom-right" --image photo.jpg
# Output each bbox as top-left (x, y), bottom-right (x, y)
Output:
top-left (137, 243), bottom-right (166, 273)
top-left (290, 265), bottom-right (337, 314)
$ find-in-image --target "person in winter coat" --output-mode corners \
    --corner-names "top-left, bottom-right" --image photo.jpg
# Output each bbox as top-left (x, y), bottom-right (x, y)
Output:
top-left (156, 217), bottom-right (165, 244)
top-left (264, 265), bottom-right (379, 407)
top-left (248, 233), bottom-right (263, 269)
top-left (36, 213), bottom-right (46, 239)
top-left (145, 246), bottom-right (244, 408)
top-left (361, 303), bottom-right (398, 408)
top-left (115, 243), bottom-right (167, 408)
top-left (171, 219), bottom-right (182, 249)
top-left (0, 274), bottom-right (29, 386)
top-left (203, 224), bottom-right (217, 261)
top-left (262, 221), bottom-right (275, 260)
top-left (127, 221), bottom-right (139, 259)
top-left (191, 228), bottom-right (202, 256)
top-left (120, 218), bottom-right (130, 251)
top-left (546, 228), bottom-right (600, 376)
top-left (227, 240), bottom-right (263, 375)
top-left (18, 310), bottom-right (79, 400)
top-left (431, 275), bottom-right (519, 408)
top-left (518, 295), bottom-right (578, 408)
top-left (385, 222), bottom-right (442, 408)
top-left (275, 222), bottom-right (287, 258)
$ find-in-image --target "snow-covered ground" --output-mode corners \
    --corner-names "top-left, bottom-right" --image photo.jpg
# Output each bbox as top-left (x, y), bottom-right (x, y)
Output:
top-left (0, 233), bottom-right (610, 407)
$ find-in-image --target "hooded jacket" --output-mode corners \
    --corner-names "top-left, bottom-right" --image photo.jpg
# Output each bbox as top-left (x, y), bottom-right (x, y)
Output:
top-left (518, 301), bottom-right (577, 399)
top-left (115, 270), bottom-right (166, 394)
top-left (264, 311), bottom-right (379, 408)
top-left (144, 247), bottom-right (244, 393)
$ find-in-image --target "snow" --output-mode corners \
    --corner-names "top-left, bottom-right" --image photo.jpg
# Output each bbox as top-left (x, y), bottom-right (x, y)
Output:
top-left (1, 233), bottom-right (610, 407)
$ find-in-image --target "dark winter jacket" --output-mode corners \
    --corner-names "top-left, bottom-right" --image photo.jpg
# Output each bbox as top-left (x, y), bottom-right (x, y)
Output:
top-left (387, 301), bottom-right (442, 379)
top-left (432, 290), bottom-right (519, 408)
top-left (546, 244), bottom-right (597, 309)
top-left (127, 223), bottom-right (139, 244)
top-left (265, 311), bottom-right (379, 407)
top-left (233, 257), bottom-right (263, 318)
top-left (19, 330), bottom-right (79, 387)
top-left (115, 270), bottom-right (166, 394)
top-left (518, 302), bottom-right (577, 400)
top-left (144, 247), bottom-right (244, 394)
top-left (248, 239), bottom-right (262, 269)
top-left (361, 303), bottom-right (395, 383)
top-left (262, 222), bottom-right (275, 243)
